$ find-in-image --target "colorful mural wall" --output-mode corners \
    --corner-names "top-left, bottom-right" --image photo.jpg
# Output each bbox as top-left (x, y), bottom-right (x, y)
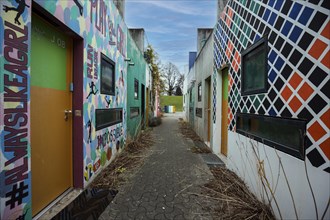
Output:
top-left (214, 0), bottom-right (329, 218)
top-left (34, 0), bottom-right (128, 187)
top-left (0, 0), bottom-right (32, 219)
top-left (1, 0), bottom-right (128, 218)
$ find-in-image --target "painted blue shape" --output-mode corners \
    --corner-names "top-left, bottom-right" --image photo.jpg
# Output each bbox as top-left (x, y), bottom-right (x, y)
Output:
top-left (289, 26), bottom-right (303, 43)
top-left (268, 50), bottom-right (277, 64)
top-left (274, 56), bottom-right (285, 71)
top-left (263, 9), bottom-right (271, 21)
top-left (268, 0), bottom-right (276, 7)
top-left (281, 21), bottom-right (293, 36)
top-left (268, 12), bottom-right (277, 26)
top-left (269, 107), bottom-right (277, 116)
top-left (298, 7), bottom-right (313, 25)
top-left (269, 69), bottom-right (277, 82)
top-left (274, 0), bottom-right (284, 11)
top-left (289, 3), bottom-right (303, 20)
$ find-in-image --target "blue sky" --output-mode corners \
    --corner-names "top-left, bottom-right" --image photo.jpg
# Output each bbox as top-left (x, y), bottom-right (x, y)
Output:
top-left (125, 0), bottom-right (217, 74)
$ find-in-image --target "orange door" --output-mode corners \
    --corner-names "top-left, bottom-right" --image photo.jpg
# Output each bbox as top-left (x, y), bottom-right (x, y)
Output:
top-left (221, 68), bottom-right (228, 156)
top-left (146, 88), bottom-right (149, 125)
top-left (207, 80), bottom-right (211, 142)
top-left (31, 14), bottom-right (73, 216)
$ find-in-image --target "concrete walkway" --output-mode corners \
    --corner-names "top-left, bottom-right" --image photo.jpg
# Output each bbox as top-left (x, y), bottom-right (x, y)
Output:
top-left (99, 113), bottom-right (217, 220)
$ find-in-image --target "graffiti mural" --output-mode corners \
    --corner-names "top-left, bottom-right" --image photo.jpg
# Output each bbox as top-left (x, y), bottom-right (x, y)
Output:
top-left (1, 0), bottom-right (32, 219)
top-left (33, 0), bottom-right (127, 187)
top-left (1, 0), bottom-right (127, 218)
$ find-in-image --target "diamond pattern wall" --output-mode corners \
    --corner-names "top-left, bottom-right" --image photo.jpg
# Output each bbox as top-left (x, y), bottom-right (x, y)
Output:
top-left (214, 0), bottom-right (330, 172)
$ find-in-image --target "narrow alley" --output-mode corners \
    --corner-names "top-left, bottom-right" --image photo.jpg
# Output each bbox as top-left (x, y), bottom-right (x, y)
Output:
top-left (100, 113), bottom-right (215, 219)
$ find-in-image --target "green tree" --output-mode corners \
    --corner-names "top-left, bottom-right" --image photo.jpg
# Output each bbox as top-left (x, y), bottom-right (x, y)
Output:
top-left (144, 45), bottom-right (163, 104)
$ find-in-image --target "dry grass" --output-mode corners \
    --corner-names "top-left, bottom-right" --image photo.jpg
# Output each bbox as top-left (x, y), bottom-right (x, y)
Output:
top-left (200, 167), bottom-right (275, 220)
top-left (90, 129), bottom-right (155, 190)
top-left (178, 120), bottom-right (202, 141)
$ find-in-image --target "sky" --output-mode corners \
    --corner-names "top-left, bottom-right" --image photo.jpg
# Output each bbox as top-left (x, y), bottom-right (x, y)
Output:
top-left (125, 0), bottom-right (218, 74)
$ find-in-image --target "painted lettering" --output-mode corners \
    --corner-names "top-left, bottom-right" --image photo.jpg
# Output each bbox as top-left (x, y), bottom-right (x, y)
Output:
top-left (5, 157), bottom-right (29, 185)
top-left (2, 21), bottom-right (29, 210)
top-left (90, 0), bottom-right (107, 36)
top-left (87, 44), bottom-right (93, 79)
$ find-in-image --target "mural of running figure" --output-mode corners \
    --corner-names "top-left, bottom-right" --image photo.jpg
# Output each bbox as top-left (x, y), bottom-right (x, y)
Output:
top-left (3, 0), bottom-right (29, 25)
top-left (86, 118), bottom-right (92, 144)
top-left (86, 81), bottom-right (98, 99)
top-left (73, 0), bottom-right (83, 16)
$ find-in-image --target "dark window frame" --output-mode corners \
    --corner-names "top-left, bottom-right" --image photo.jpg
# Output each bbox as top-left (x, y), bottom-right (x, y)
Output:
top-left (100, 53), bottom-right (116, 95)
top-left (236, 113), bottom-right (307, 160)
top-left (196, 107), bottom-right (203, 118)
top-left (241, 36), bottom-right (268, 96)
top-left (96, 108), bottom-right (123, 131)
top-left (134, 79), bottom-right (139, 100)
top-left (130, 107), bottom-right (140, 119)
top-left (198, 83), bottom-right (202, 102)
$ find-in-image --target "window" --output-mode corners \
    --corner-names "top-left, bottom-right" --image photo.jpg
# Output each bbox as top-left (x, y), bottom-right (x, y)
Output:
top-left (189, 89), bottom-right (192, 102)
top-left (134, 79), bottom-right (139, 99)
top-left (241, 37), bottom-right (268, 96)
top-left (196, 108), bottom-right (203, 118)
top-left (130, 107), bottom-right (140, 118)
top-left (198, 83), bottom-right (202, 102)
top-left (96, 108), bottom-right (122, 130)
top-left (101, 53), bottom-right (115, 95)
top-left (236, 113), bottom-right (306, 159)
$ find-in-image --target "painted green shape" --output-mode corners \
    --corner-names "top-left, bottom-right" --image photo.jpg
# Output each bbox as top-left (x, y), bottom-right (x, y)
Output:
top-left (43, 1), bottom-right (56, 15)
top-left (254, 3), bottom-right (260, 14)
top-left (91, 150), bottom-right (96, 161)
top-left (242, 106), bottom-right (248, 113)
top-left (250, 1), bottom-right (255, 11)
top-left (71, 7), bottom-right (79, 20)
top-left (247, 27), bottom-right (251, 37)
top-left (101, 151), bottom-right (107, 166)
top-left (234, 100), bottom-right (238, 109)
top-left (258, 94), bottom-right (265, 101)
top-left (254, 97), bottom-right (261, 109)
top-left (243, 38), bottom-right (248, 47)
top-left (240, 35), bottom-right (244, 44)
top-left (222, 71), bottom-right (228, 102)
top-left (31, 14), bottom-right (68, 90)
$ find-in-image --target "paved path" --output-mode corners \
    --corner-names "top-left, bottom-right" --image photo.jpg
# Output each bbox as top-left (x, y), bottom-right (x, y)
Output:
top-left (99, 113), bottom-right (217, 220)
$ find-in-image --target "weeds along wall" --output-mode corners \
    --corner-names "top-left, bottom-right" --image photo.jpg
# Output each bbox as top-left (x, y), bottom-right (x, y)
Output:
top-left (0, 0), bottom-right (128, 218)
top-left (214, 0), bottom-right (329, 219)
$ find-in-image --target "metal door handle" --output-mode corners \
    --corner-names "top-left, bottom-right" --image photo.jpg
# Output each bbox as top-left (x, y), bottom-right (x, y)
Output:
top-left (64, 109), bottom-right (72, 121)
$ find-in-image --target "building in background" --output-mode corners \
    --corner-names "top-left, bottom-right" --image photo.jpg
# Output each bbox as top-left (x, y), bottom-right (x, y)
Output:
top-left (126, 28), bottom-right (151, 139)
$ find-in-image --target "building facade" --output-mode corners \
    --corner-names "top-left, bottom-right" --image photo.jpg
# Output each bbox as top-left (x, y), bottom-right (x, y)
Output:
top-left (126, 29), bottom-right (147, 139)
top-left (0, 0), bottom-right (141, 218)
top-left (213, 0), bottom-right (329, 219)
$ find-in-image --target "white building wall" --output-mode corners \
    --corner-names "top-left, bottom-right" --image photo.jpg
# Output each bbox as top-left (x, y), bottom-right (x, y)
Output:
top-left (227, 131), bottom-right (330, 219)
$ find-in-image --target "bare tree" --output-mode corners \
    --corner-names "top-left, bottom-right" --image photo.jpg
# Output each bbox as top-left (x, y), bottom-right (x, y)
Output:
top-left (161, 62), bottom-right (180, 96)
top-left (175, 73), bottom-right (185, 96)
